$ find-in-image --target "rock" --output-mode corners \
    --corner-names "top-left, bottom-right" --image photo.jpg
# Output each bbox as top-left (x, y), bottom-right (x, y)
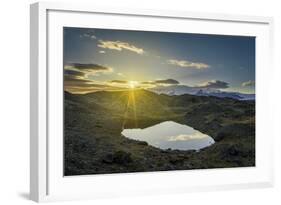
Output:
top-left (227, 145), bottom-right (239, 156)
top-left (71, 159), bottom-right (87, 169)
top-left (113, 151), bottom-right (132, 165)
top-left (184, 163), bottom-right (192, 169)
top-left (215, 132), bottom-right (225, 142)
top-left (102, 153), bottom-right (114, 163)
top-left (220, 144), bottom-right (241, 159)
top-left (164, 164), bottom-right (174, 170)
top-left (169, 157), bottom-right (184, 165)
top-left (137, 141), bottom-right (148, 146)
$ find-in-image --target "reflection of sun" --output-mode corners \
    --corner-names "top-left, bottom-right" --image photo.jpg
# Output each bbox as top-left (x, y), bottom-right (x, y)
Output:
top-left (128, 81), bottom-right (139, 89)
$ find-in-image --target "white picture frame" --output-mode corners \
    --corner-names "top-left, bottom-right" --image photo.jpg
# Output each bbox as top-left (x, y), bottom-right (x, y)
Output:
top-left (30, 2), bottom-right (274, 202)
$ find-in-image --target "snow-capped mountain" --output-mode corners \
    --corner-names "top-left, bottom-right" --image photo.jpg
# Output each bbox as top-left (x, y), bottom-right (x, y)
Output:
top-left (195, 89), bottom-right (255, 100)
top-left (149, 85), bottom-right (199, 96)
top-left (148, 85), bottom-right (255, 101)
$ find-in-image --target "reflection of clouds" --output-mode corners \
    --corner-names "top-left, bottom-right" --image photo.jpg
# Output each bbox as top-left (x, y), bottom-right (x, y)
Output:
top-left (122, 121), bottom-right (215, 151)
top-left (168, 133), bottom-right (209, 141)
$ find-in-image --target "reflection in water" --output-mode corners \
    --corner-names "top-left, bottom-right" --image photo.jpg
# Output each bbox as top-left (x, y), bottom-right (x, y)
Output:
top-left (122, 121), bottom-right (215, 151)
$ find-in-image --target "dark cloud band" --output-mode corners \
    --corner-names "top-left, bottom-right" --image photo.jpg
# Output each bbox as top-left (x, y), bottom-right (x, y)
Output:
top-left (199, 80), bottom-right (229, 89)
top-left (64, 63), bottom-right (111, 71)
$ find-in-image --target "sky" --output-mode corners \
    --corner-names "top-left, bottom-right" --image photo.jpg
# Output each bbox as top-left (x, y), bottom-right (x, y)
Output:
top-left (63, 27), bottom-right (255, 94)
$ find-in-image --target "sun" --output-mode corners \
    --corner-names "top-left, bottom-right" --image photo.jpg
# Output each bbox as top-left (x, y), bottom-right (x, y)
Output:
top-left (128, 81), bottom-right (139, 89)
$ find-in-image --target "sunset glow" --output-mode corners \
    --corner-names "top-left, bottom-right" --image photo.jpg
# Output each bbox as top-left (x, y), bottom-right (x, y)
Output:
top-left (63, 27), bottom-right (256, 176)
top-left (128, 81), bottom-right (139, 89)
top-left (64, 27), bottom-right (255, 94)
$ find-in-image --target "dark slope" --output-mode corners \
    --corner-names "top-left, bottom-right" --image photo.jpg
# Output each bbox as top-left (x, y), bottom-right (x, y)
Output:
top-left (64, 89), bottom-right (255, 175)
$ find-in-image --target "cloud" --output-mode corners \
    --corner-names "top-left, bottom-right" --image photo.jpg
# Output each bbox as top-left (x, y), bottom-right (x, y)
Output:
top-left (117, 72), bottom-right (125, 77)
top-left (64, 74), bottom-right (124, 94)
top-left (167, 59), bottom-right (210, 69)
top-left (141, 79), bottom-right (180, 86)
top-left (65, 82), bottom-right (122, 94)
top-left (99, 50), bottom-right (106, 54)
top-left (80, 32), bottom-right (97, 39)
top-left (64, 63), bottom-right (113, 76)
top-left (108, 79), bottom-right (179, 88)
top-left (65, 63), bottom-right (110, 71)
top-left (97, 40), bottom-right (144, 54)
top-left (198, 80), bottom-right (229, 89)
top-left (64, 75), bottom-right (93, 85)
top-left (155, 79), bottom-right (179, 85)
top-left (64, 75), bottom-right (103, 93)
top-left (64, 69), bottom-right (85, 78)
top-left (64, 63), bottom-right (116, 93)
top-left (110, 80), bottom-right (128, 84)
top-left (242, 80), bottom-right (255, 87)
top-left (141, 81), bottom-right (157, 85)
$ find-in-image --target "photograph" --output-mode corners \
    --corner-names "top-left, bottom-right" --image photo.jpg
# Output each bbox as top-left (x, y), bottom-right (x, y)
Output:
top-left (63, 27), bottom-right (255, 176)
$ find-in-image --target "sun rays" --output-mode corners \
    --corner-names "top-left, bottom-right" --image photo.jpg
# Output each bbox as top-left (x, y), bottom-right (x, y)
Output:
top-left (122, 89), bottom-right (138, 129)
top-left (128, 81), bottom-right (139, 89)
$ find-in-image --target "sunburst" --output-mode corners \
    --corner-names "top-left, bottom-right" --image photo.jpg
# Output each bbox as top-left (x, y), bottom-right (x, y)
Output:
top-left (128, 81), bottom-right (139, 89)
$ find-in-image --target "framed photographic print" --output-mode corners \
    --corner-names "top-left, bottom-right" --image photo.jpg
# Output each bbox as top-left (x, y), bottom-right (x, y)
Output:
top-left (30, 2), bottom-right (274, 202)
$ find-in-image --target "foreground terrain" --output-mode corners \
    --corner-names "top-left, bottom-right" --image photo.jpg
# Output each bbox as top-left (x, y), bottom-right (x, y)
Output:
top-left (64, 89), bottom-right (255, 175)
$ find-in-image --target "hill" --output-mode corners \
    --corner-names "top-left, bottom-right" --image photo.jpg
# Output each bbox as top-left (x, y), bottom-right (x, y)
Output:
top-left (64, 89), bottom-right (255, 175)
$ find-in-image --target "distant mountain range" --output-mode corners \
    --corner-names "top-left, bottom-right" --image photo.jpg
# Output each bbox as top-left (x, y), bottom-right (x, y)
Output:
top-left (148, 85), bottom-right (255, 101)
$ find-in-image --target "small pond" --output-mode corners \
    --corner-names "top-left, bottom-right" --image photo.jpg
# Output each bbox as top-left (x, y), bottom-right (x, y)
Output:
top-left (121, 121), bottom-right (215, 151)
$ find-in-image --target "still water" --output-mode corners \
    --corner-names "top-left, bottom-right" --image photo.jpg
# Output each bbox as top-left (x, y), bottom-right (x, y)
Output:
top-left (122, 121), bottom-right (215, 151)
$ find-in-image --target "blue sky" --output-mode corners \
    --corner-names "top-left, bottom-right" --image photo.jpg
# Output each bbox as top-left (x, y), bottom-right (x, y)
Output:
top-left (63, 27), bottom-right (255, 94)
